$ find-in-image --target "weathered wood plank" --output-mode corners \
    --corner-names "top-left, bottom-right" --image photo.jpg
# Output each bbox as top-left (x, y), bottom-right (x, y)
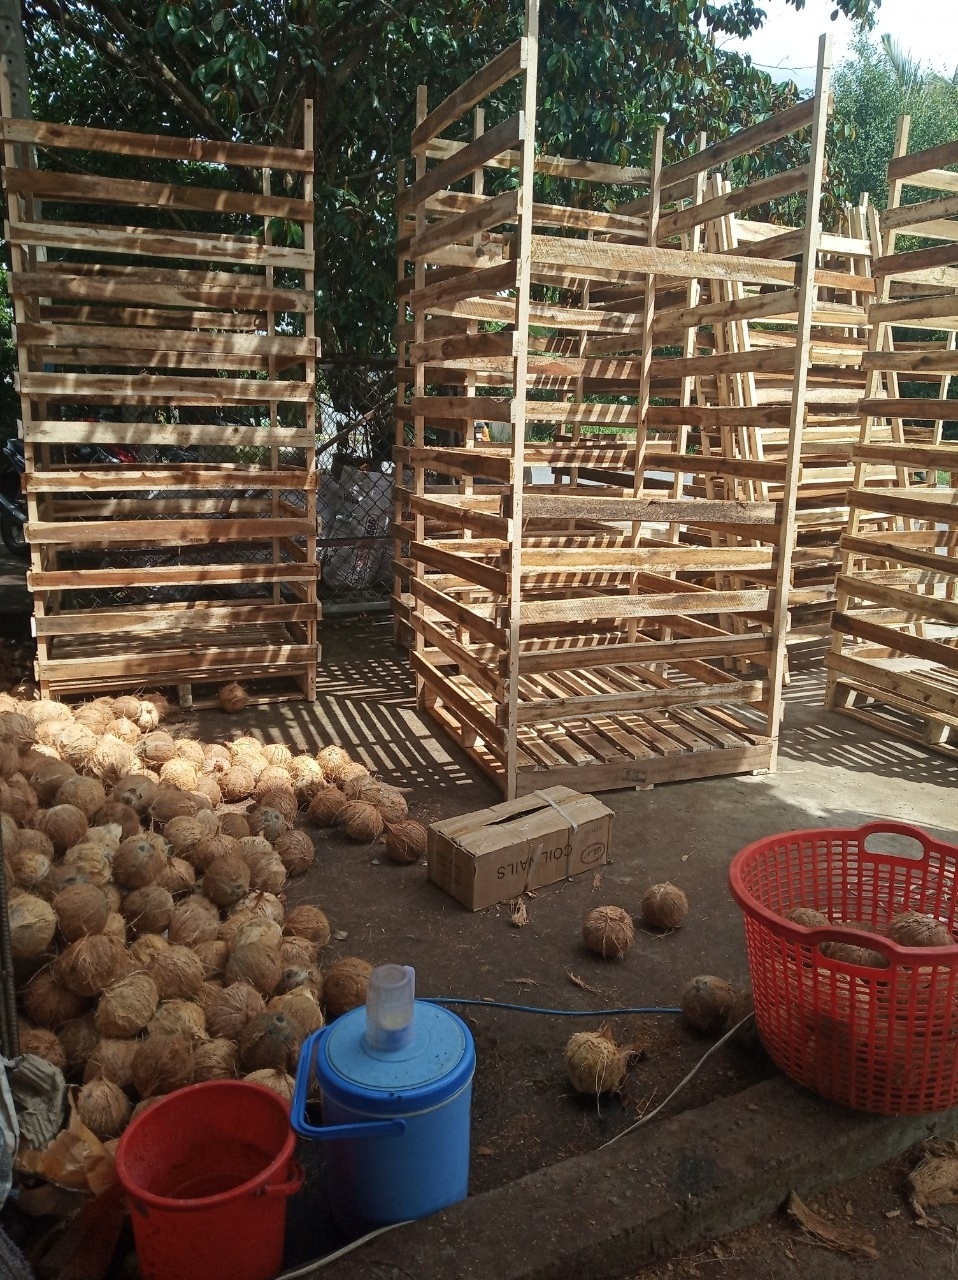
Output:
top-left (412, 40), bottom-right (526, 148)
top-left (517, 589), bottom-right (771, 626)
top-left (520, 494), bottom-right (780, 523)
top-left (17, 372), bottom-right (308, 404)
top-left (26, 516), bottom-right (311, 545)
top-left (398, 115), bottom-right (524, 212)
top-left (24, 420), bottom-right (312, 448)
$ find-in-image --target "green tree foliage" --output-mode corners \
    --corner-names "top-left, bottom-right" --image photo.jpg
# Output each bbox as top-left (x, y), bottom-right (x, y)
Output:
top-left (832, 33), bottom-right (958, 209)
top-left (19, 0), bottom-right (882, 369)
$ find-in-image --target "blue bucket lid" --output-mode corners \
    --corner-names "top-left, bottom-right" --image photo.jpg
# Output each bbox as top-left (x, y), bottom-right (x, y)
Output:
top-left (314, 1001), bottom-right (475, 1116)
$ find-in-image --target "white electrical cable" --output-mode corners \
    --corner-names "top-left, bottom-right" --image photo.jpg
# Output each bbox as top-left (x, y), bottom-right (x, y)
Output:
top-left (599, 1012), bottom-right (756, 1149)
top-left (275, 1219), bottom-right (414, 1278)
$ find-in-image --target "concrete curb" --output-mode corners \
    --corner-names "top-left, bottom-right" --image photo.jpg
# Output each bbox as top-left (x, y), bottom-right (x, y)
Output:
top-left (307, 1076), bottom-right (958, 1280)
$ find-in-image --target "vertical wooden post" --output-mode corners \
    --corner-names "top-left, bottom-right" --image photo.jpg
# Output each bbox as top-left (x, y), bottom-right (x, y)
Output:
top-left (504, 0), bottom-right (539, 797)
top-left (302, 99), bottom-right (318, 695)
top-left (767, 32), bottom-right (832, 760)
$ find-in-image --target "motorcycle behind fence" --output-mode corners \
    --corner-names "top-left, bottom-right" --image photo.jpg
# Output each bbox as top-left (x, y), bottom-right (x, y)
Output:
top-left (0, 437), bottom-right (26, 557)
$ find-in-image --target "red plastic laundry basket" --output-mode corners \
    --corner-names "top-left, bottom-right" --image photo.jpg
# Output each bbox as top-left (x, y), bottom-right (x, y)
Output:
top-left (729, 821), bottom-right (958, 1115)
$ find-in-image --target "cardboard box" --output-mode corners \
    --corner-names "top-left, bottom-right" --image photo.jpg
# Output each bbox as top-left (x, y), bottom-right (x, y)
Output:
top-left (427, 786), bottom-right (613, 911)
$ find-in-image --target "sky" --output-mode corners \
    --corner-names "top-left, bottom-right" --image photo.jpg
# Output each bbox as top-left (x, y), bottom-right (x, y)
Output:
top-left (722, 0), bottom-right (958, 90)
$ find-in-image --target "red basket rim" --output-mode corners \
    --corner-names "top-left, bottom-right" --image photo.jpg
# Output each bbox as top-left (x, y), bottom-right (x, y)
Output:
top-left (728, 821), bottom-right (958, 963)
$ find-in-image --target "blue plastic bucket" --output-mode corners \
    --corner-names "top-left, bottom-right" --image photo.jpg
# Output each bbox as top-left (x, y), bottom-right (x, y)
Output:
top-left (291, 1001), bottom-right (475, 1234)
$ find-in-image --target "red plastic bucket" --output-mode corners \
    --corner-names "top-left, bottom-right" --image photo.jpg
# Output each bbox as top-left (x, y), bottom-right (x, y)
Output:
top-left (115, 1081), bottom-right (303, 1280)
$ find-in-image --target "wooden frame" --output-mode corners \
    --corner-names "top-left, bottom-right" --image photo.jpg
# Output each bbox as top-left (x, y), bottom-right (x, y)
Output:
top-left (0, 100), bottom-right (319, 706)
top-left (393, 5), bottom-right (834, 796)
top-left (825, 122), bottom-right (958, 758)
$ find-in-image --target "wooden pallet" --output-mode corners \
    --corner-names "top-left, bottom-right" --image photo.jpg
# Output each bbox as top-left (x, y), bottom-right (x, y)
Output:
top-left (825, 122), bottom-right (958, 753)
top-left (392, 11), bottom-right (833, 796)
top-left (0, 93), bottom-right (319, 705)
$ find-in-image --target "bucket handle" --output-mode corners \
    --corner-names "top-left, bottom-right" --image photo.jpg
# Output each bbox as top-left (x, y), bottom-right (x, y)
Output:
top-left (290, 1029), bottom-right (407, 1143)
top-left (260, 1159), bottom-right (305, 1199)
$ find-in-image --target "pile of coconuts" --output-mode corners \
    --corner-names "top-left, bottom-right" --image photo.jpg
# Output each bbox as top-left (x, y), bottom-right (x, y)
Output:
top-left (0, 692), bottom-right (425, 1147)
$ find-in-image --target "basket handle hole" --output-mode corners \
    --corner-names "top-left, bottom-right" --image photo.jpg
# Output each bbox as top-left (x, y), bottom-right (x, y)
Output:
top-left (863, 831), bottom-right (925, 861)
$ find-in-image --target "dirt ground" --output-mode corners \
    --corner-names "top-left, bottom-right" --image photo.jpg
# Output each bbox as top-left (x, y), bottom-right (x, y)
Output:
top-left (2, 557), bottom-right (958, 1275)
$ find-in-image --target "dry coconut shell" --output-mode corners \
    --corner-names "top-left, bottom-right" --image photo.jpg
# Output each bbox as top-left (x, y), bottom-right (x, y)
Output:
top-left (207, 983), bottom-right (266, 1040)
top-left (85, 1037), bottom-right (138, 1089)
top-left (113, 836), bottom-right (167, 890)
top-left (565, 1029), bottom-right (627, 1095)
top-left (289, 755), bottom-right (326, 802)
top-left (218, 682), bottom-right (249, 713)
top-left (155, 856), bottom-right (196, 898)
top-left (315, 745), bottom-right (352, 783)
top-left (37, 804), bottom-right (89, 856)
top-left (137, 731), bottom-right (177, 766)
top-left (383, 821), bottom-right (427, 865)
top-left (27, 759), bottom-right (76, 806)
top-left (681, 975), bottom-right (736, 1034)
top-left (359, 782), bottom-right (408, 824)
top-left (641, 882), bottom-right (689, 931)
top-left (0, 811), bottom-right (19, 854)
top-left (196, 980), bottom-right (224, 1018)
top-left (103, 912), bottom-right (127, 944)
top-left (338, 762), bottom-right (372, 799)
top-left (282, 936), bottom-right (319, 970)
top-left (159, 758), bottom-right (200, 792)
top-left (19, 1027), bottom-right (66, 1071)
top-left (110, 774), bottom-right (159, 816)
top-left (243, 1069), bottom-right (295, 1102)
top-left (9, 847), bottom-right (53, 892)
top-left (121, 884), bottom-right (174, 937)
top-left (140, 691), bottom-right (172, 722)
top-left (236, 835), bottom-right (275, 861)
top-left (0, 709), bottom-right (35, 746)
top-left (253, 767), bottom-right (296, 802)
top-left (90, 736), bottom-right (137, 785)
top-left (22, 968), bottom-right (89, 1029)
top-left (269, 990), bottom-right (325, 1037)
top-left (194, 778), bottom-right (223, 808)
top-left (56, 934), bottom-right (130, 998)
top-left (24, 699), bottom-right (73, 727)
top-left (8, 894), bottom-right (57, 959)
top-left (105, 716), bottom-right (141, 746)
top-left (888, 911), bottom-right (954, 948)
top-left (283, 906), bottom-right (331, 948)
top-left (219, 766), bottom-right (256, 803)
top-left (784, 906), bottom-right (829, 929)
top-left (305, 787), bottom-right (347, 828)
top-left (132, 1032), bottom-right (195, 1097)
top-left (261, 744), bottom-right (293, 769)
top-left (195, 939), bottom-right (230, 981)
top-left (225, 942), bottom-right (282, 997)
top-left (62, 844), bottom-right (114, 888)
top-left (111, 696), bottom-right (142, 722)
top-left (134, 701), bottom-right (160, 733)
top-left (229, 891), bottom-right (285, 926)
top-left (248, 805), bottom-right (291, 842)
top-left (128, 933), bottom-right (168, 968)
top-left (276, 962), bottom-right (323, 1000)
top-left (168, 894), bottom-right (221, 947)
top-left (90, 801), bottom-right (141, 841)
top-left (582, 906), bottom-right (634, 960)
top-left (0, 741), bottom-right (19, 780)
top-left (220, 813), bottom-right (252, 840)
top-left (163, 813), bottom-right (216, 859)
top-left (340, 801), bottom-right (383, 844)
top-left (273, 830), bottom-right (314, 876)
top-left (0, 775), bottom-right (38, 824)
top-left (148, 945), bottom-right (205, 1001)
top-left (193, 1038), bottom-right (239, 1082)
top-left (76, 1077), bottom-right (132, 1140)
top-left (172, 738), bottom-right (206, 767)
top-left (55, 776), bottom-right (107, 819)
top-left (230, 734), bottom-right (267, 757)
top-left (59, 1012), bottom-right (99, 1075)
top-left (201, 743), bottom-right (233, 776)
top-left (324, 957), bottom-right (373, 1020)
top-left (17, 827), bottom-right (56, 859)
top-left (239, 1010), bottom-right (303, 1073)
top-left (53, 883), bottom-right (111, 942)
top-left (189, 833), bottom-right (239, 875)
top-left (245, 851), bottom-right (287, 896)
top-left (149, 999), bottom-right (208, 1042)
top-left (150, 788), bottom-right (200, 824)
top-left (231, 918), bottom-right (284, 953)
top-left (96, 972), bottom-right (160, 1038)
top-left (202, 854), bottom-right (251, 908)
top-left (73, 700), bottom-right (114, 734)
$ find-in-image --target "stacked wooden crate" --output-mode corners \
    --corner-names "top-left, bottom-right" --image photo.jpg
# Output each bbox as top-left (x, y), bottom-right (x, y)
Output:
top-left (1, 107), bottom-right (318, 705)
top-left (825, 124), bottom-right (958, 757)
top-left (394, 11), bottom-right (836, 797)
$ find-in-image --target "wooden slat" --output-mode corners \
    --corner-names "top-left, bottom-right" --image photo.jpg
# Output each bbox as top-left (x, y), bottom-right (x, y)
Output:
top-left (24, 466), bottom-right (313, 493)
top-left (398, 115), bottom-right (524, 212)
top-left (852, 442), bottom-right (958, 468)
top-left (520, 495), bottom-right (779, 524)
top-left (832, 613), bottom-right (958, 668)
top-left (515, 633), bottom-right (770, 675)
top-left (411, 577), bottom-right (507, 650)
top-left (17, 372), bottom-right (309, 404)
top-left (15, 322), bottom-right (312, 360)
top-left (24, 420), bottom-right (312, 448)
top-left (34, 602), bottom-right (316, 637)
top-left (25, 516), bottom-right (311, 545)
top-left (409, 540), bottom-right (509, 595)
top-left (408, 190), bottom-right (519, 260)
top-left (28, 562), bottom-right (316, 591)
top-left (3, 165), bottom-right (313, 220)
top-left (881, 191), bottom-right (958, 233)
top-left (406, 260), bottom-right (517, 313)
top-left (411, 650), bottom-right (506, 748)
top-left (400, 445), bottom-right (512, 479)
top-left (859, 398), bottom-right (956, 421)
top-left (836, 575), bottom-right (958, 627)
top-left (9, 271), bottom-right (311, 313)
top-left (516, 589), bottom-right (771, 626)
top-left (0, 116), bottom-right (313, 170)
top-left (8, 220), bottom-right (311, 269)
top-left (658, 166), bottom-right (810, 238)
top-left (839, 533), bottom-right (958, 578)
top-left (407, 492), bottom-right (510, 539)
top-left (888, 140), bottom-right (958, 184)
top-left (527, 235), bottom-right (798, 288)
top-left (412, 40), bottom-right (527, 149)
top-left (656, 99), bottom-right (815, 189)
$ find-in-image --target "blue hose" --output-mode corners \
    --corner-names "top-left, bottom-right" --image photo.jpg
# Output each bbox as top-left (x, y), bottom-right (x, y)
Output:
top-left (423, 997), bottom-right (682, 1016)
